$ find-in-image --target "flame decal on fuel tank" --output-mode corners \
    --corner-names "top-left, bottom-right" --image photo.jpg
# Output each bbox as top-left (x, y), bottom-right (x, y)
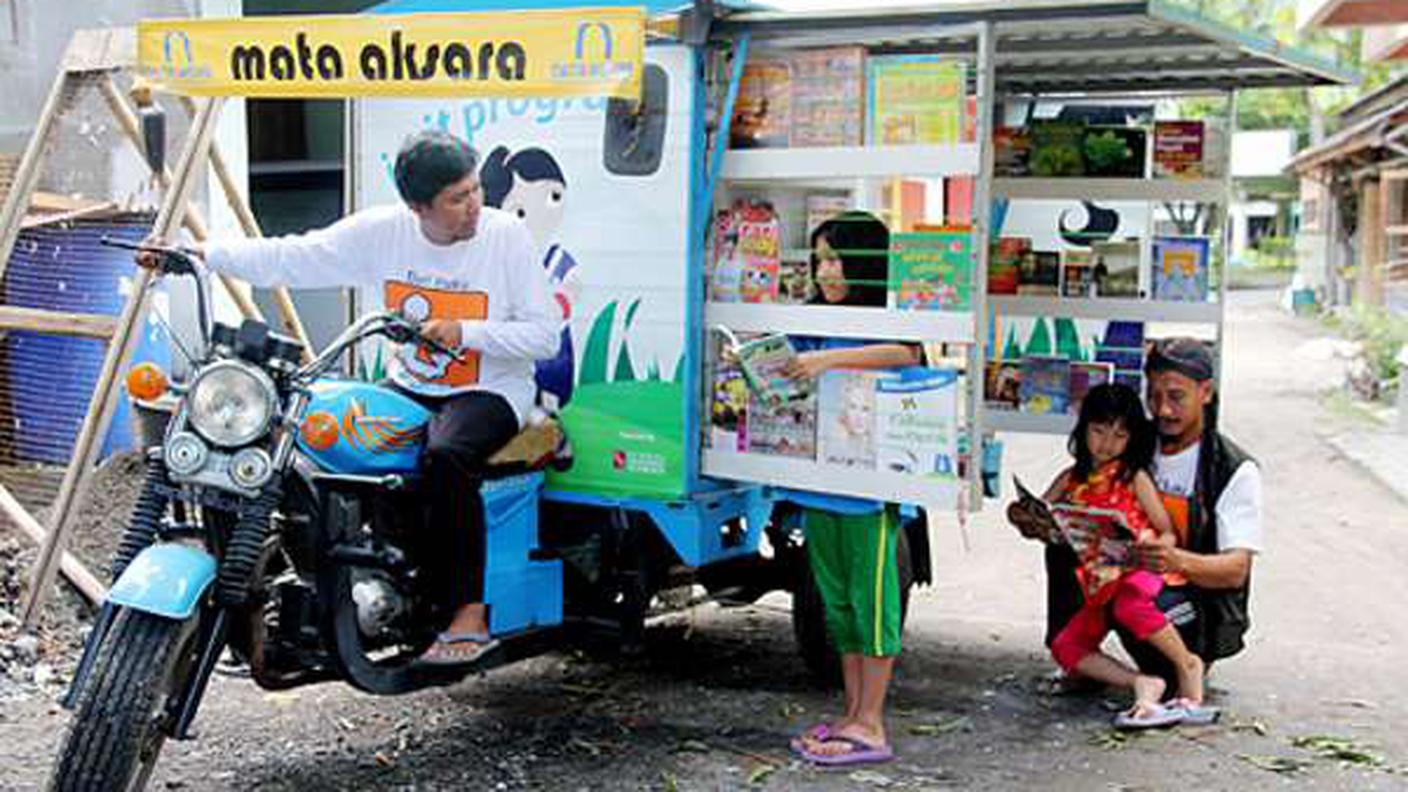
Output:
top-left (341, 399), bottom-right (426, 453)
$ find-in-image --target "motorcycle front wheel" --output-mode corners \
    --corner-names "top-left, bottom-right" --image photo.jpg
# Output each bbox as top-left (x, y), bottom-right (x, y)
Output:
top-left (50, 608), bottom-right (199, 792)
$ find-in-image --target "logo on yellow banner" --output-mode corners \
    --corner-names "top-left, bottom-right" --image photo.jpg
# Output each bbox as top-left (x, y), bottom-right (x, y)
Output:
top-left (137, 9), bottom-right (644, 99)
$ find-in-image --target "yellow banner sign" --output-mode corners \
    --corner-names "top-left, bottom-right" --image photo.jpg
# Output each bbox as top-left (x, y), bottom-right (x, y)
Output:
top-left (137, 8), bottom-right (644, 99)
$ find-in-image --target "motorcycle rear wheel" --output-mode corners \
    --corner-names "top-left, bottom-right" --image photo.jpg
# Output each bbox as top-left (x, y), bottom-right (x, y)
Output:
top-left (50, 608), bottom-right (198, 792)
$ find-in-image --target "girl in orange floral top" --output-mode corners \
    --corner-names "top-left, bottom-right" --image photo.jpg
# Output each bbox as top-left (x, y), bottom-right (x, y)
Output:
top-left (1043, 384), bottom-right (1206, 728)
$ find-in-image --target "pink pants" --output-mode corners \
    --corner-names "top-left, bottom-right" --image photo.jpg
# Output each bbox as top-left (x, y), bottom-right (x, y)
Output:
top-left (1051, 570), bottom-right (1167, 673)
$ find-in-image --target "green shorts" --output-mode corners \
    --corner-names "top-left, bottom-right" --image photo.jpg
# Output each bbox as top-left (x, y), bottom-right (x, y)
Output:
top-left (803, 506), bottom-right (902, 658)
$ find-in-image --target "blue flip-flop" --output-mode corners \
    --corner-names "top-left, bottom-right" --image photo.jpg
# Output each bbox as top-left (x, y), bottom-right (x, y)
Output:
top-left (797, 735), bottom-right (894, 766)
top-left (1113, 702), bottom-right (1184, 730)
top-left (417, 631), bottom-right (499, 666)
top-left (1169, 697), bottom-right (1221, 725)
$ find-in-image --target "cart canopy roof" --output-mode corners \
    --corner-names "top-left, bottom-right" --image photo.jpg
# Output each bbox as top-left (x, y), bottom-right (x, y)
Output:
top-left (713, 0), bottom-right (1356, 95)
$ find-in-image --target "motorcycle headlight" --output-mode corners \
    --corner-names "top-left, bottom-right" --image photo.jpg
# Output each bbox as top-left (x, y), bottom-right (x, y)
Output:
top-left (186, 361), bottom-right (277, 447)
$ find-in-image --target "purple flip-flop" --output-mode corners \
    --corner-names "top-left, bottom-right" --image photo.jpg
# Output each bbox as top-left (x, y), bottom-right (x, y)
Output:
top-left (797, 735), bottom-right (894, 767)
top-left (788, 722), bottom-right (832, 754)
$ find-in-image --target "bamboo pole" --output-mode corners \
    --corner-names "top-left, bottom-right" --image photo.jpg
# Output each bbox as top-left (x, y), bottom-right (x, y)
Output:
top-left (0, 306), bottom-right (118, 338)
top-left (22, 98), bottom-right (227, 627)
top-left (0, 72), bottom-right (78, 283)
top-left (0, 483), bottom-right (104, 605)
top-left (96, 76), bottom-right (268, 326)
top-left (180, 96), bottom-right (315, 362)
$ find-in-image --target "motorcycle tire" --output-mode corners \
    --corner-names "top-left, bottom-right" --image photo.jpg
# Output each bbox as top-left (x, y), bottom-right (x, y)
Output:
top-left (50, 608), bottom-right (198, 792)
top-left (792, 525), bottom-right (914, 687)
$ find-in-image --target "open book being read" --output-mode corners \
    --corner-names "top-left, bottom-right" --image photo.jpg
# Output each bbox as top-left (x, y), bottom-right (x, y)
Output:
top-left (715, 326), bottom-right (813, 408)
top-left (1012, 476), bottom-right (1134, 568)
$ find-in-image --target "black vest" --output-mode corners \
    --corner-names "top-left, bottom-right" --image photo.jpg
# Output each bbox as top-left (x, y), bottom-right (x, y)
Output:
top-left (1186, 430), bottom-right (1255, 661)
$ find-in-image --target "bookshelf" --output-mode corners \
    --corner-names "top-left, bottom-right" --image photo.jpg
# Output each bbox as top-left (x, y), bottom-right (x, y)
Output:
top-left (705, 302), bottom-right (976, 343)
top-left (988, 295), bottom-right (1221, 325)
top-left (991, 177), bottom-right (1224, 204)
top-left (722, 144), bottom-right (981, 182)
top-left (987, 114), bottom-right (1232, 436)
top-left (703, 25), bottom-right (995, 512)
top-left (701, 450), bottom-right (961, 511)
top-left (984, 410), bottom-right (1077, 436)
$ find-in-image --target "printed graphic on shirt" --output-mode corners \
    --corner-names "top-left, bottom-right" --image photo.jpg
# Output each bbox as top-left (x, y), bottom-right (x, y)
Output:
top-left (384, 280), bottom-right (488, 389)
top-left (1159, 490), bottom-right (1191, 587)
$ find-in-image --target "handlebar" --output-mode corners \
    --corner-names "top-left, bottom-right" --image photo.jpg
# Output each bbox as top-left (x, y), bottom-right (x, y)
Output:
top-left (103, 237), bottom-right (462, 381)
top-left (103, 237), bottom-right (212, 341)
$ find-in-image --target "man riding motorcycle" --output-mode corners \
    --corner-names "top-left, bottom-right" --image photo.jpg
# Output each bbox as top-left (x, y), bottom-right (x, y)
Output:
top-left (138, 129), bottom-right (557, 665)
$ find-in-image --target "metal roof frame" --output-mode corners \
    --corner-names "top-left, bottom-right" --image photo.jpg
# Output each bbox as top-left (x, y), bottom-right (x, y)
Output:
top-left (711, 0), bottom-right (1357, 95)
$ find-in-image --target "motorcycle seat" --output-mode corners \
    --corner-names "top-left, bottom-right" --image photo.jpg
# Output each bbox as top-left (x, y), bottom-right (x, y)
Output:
top-left (484, 412), bottom-right (565, 473)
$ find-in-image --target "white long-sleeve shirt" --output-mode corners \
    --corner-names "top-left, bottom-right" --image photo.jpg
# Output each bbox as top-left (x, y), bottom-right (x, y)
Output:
top-left (206, 204), bottom-right (557, 425)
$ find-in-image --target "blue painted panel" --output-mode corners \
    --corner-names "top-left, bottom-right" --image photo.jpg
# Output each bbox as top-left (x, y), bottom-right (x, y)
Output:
top-left (107, 544), bottom-right (216, 620)
top-left (543, 484), bottom-right (774, 567)
top-left (297, 380), bottom-right (431, 475)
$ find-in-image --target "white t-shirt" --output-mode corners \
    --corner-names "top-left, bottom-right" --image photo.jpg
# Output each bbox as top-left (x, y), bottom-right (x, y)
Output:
top-left (207, 205), bottom-right (557, 425)
top-left (1153, 441), bottom-right (1263, 554)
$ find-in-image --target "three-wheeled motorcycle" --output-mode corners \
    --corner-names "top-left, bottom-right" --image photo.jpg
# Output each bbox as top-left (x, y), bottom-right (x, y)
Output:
top-left (48, 242), bottom-right (929, 790)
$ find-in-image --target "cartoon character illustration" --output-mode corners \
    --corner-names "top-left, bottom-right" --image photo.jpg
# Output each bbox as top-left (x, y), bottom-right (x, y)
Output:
top-left (480, 145), bottom-right (578, 410)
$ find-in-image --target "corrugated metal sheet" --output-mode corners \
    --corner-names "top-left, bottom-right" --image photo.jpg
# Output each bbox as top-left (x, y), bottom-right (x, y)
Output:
top-left (714, 0), bottom-right (1356, 95)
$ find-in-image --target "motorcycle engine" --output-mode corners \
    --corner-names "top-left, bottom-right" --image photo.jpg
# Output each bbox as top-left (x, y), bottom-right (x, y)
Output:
top-left (350, 573), bottom-right (408, 638)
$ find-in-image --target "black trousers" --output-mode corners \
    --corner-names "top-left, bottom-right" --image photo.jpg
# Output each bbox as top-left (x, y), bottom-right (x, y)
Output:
top-left (402, 389), bottom-right (519, 618)
top-left (1044, 543), bottom-right (1205, 690)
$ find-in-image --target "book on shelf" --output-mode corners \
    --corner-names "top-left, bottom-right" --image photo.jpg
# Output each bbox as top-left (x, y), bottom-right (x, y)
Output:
top-left (1082, 126), bottom-right (1147, 178)
top-left (1060, 249), bottom-right (1096, 298)
top-left (746, 390), bottom-right (817, 459)
top-left (816, 370), bottom-right (880, 469)
top-left (731, 57), bottom-right (792, 149)
top-left (1091, 239), bottom-right (1141, 298)
top-left (984, 360), bottom-right (1022, 411)
top-left (875, 367), bottom-right (960, 477)
top-left (709, 355), bottom-right (750, 453)
top-left (1069, 361), bottom-right (1114, 413)
top-left (805, 193), bottom-right (850, 238)
top-left (866, 54), bottom-right (965, 146)
top-left (1017, 250), bottom-right (1060, 296)
top-left (1153, 120), bottom-right (1204, 179)
top-left (993, 126), bottom-right (1031, 177)
top-left (1029, 121), bottom-right (1086, 177)
top-left (887, 228), bottom-right (973, 311)
top-left (1019, 355), bottom-right (1071, 415)
top-left (778, 259), bottom-right (813, 304)
top-left (989, 236), bottom-right (1028, 295)
top-left (1152, 236), bottom-right (1211, 302)
top-left (711, 199), bottom-right (781, 304)
top-left (789, 47), bottom-right (865, 147)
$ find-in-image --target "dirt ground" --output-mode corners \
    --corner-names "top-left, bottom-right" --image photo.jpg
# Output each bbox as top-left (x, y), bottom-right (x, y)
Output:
top-left (1, 289), bottom-right (1406, 790)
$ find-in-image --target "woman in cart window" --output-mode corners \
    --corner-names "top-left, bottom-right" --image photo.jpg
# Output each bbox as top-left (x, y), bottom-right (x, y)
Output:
top-left (787, 211), bottom-right (921, 766)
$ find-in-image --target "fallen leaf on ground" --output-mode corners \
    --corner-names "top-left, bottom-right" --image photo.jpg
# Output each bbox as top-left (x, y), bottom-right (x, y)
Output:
top-left (372, 751), bottom-right (394, 768)
top-left (261, 691), bottom-right (301, 708)
top-left (747, 763), bottom-right (776, 785)
top-left (1239, 754), bottom-right (1310, 774)
top-left (909, 716), bottom-right (971, 736)
top-left (847, 769), bottom-right (894, 786)
top-left (1090, 730), bottom-right (1132, 750)
top-left (661, 771), bottom-right (679, 792)
top-left (675, 739), bottom-right (711, 754)
top-left (1291, 735), bottom-right (1383, 766)
top-left (1231, 720), bottom-right (1269, 736)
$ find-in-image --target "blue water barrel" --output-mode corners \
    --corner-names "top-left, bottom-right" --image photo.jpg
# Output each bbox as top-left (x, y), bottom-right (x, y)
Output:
top-left (3, 215), bottom-right (170, 464)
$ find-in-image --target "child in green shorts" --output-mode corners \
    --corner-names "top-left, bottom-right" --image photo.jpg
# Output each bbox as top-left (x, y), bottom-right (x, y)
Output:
top-left (787, 212), bottom-right (920, 766)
